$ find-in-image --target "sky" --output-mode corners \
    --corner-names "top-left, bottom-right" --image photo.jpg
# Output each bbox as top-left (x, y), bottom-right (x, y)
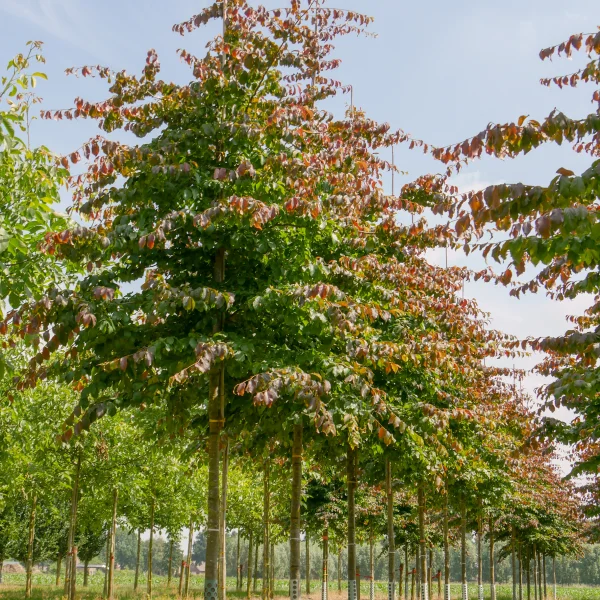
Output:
top-left (1, 0), bottom-right (599, 462)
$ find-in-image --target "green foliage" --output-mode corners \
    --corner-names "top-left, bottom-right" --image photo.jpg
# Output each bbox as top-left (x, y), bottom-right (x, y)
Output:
top-left (0, 42), bottom-right (72, 309)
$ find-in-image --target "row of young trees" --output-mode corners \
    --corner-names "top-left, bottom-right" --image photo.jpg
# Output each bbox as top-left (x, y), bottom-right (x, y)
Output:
top-left (0, 1), bottom-right (599, 599)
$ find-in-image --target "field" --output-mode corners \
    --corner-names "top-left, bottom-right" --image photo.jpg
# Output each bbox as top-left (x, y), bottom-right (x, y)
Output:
top-left (1, 575), bottom-right (600, 600)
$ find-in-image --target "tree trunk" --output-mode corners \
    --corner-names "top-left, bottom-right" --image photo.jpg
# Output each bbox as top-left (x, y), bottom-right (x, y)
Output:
top-left (0, 556), bottom-right (3, 585)
top-left (65, 450), bottom-right (82, 600)
top-left (237, 533), bottom-right (242, 591)
top-left (220, 440), bottom-right (230, 600)
top-left (84, 560), bottom-right (89, 587)
top-left (290, 423), bottom-right (303, 600)
top-left (107, 488), bottom-right (118, 600)
top-left (552, 557), bottom-right (556, 600)
top-left (306, 535), bottom-right (311, 596)
top-left (179, 556), bottom-right (185, 598)
top-left (512, 527), bottom-right (517, 600)
top-left (416, 545), bottom-right (420, 600)
top-left (168, 538), bottom-right (174, 588)
top-left (411, 568), bottom-right (416, 600)
top-left (56, 555), bottom-right (62, 587)
top-left (338, 548), bottom-right (342, 592)
top-left (247, 531), bottom-right (254, 599)
top-left (443, 494), bottom-right (449, 600)
top-left (254, 544), bottom-right (259, 593)
top-left (490, 518), bottom-right (496, 600)
top-left (134, 529), bottom-right (142, 592)
top-left (263, 460), bottom-right (271, 600)
top-left (537, 551), bottom-right (542, 600)
top-left (460, 499), bottom-right (467, 600)
top-left (386, 459), bottom-right (395, 600)
top-left (369, 530), bottom-right (375, 600)
top-left (103, 529), bottom-right (110, 598)
top-left (428, 549), bottom-right (433, 600)
top-left (526, 548), bottom-right (531, 600)
top-left (25, 493), bottom-right (37, 599)
top-left (542, 555), bottom-right (547, 600)
top-left (147, 497), bottom-right (155, 599)
top-left (185, 517), bottom-right (195, 598)
top-left (69, 546), bottom-right (78, 600)
top-left (405, 544), bottom-right (409, 600)
top-left (477, 513), bottom-right (482, 600)
top-left (533, 546), bottom-right (542, 600)
top-left (399, 563), bottom-right (404, 600)
top-left (417, 485), bottom-right (427, 600)
top-left (322, 527), bottom-right (329, 600)
top-left (271, 543), bottom-right (275, 599)
top-left (519, 545), bottom-right (523, 600)
top-left (206, 359), bottom-right (223, 600)
top-left (347, 446), bottom-right (357, 600)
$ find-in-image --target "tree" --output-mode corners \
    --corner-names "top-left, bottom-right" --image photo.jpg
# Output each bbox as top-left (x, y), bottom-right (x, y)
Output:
top-left (0, 42), bottom-right (71, 308)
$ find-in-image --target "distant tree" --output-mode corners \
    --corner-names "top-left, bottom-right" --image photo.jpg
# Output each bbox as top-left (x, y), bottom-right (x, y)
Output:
top-left (192, 532), bottom-right (206, 566)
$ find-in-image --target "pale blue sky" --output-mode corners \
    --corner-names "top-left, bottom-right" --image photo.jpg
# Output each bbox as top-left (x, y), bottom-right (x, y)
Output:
top-left (1, 0), bottom-right (599, 433)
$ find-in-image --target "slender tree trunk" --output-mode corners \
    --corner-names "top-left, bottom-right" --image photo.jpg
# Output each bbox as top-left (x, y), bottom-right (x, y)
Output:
top-left (254, 544), bottom-right (259, 594)
top-left (306, 535), bottom-right (311, 595)
top-left (477, 513), bottom-right (483, 600)
top-left (399, 563), bottom-right (404, 600)
top-left (84, 560), bottom-right (89, 587)
top-left (512, 527), bottom-right (517, 600)
top-left (369, 530), bottom-right (375, 600)
top-left (290, 423), bottom-right (303, 600)
top-left (69, 546), bottom-right (78, 600)
top-left (147, 497), bottom-right (155, 599)
top-left (56, 555), bottom-right (62, 587)
top-left (411, 568), bottom-right (416, 600)
top-left (185, 518), bottom-right (195, 598)
top-left (237, 533), bottom-right (242, 591)
top-left (168, 538), bottom-right (174, 588)
top-left (134, 529), bottom-right (142, 592)
top-left (206, 360), bottom-right (223, 600)
top-left (490, 518), bottom-right (496, 600)
top-left (526, 548), bottom-right (531, 600)
top-left (428, 549), bottom-right (433, 600)
top-left (338, 549), bottom-right (342, 592)
top-left (532, 546), bottom-right (542, 600)
top-left (416, 545), bottom-right (420, 600)
top-left (25, 493), bottom-right (37, 599)
top-left (263, 460), bottom-right (271, 600)
top-left (418, 485), bottom-right (427, 600)
top-left (0, 556), bottom-right (3, 585)
top-left (271, 543), bottom-right (275, 599)
top-left (220, 440), bottom-right (230, 600)
top-left (537, 552), bottom-right (542, 600)
top-left (107, 488), bottom-right (118, 600)
top-left (405, 544), bottom-right (409, 600)
top-left (460, 498), bottom-right (467, 600)
top-left (247, 531), bottom-right (254, 599)
top-left (179, 556), bottom-right (185, 598)
top-left (65, 450), bottom-right (82, 600)
top-left (552, 557), bottom-right (556, 600)
top-left (542, 556), bottom-right (547, 600)
top-left (103, 529), bottom-right (110, 598)
top-left (347, 446), bottom-right (357, 600)
top-left (386, 459), bottom-right (395, 600)
top-left (443, 493), bottom-right (450, 600)
top-left (518, 545), bottom-right (523, 600)
top-left (322, 527), bottom-right (329, 600)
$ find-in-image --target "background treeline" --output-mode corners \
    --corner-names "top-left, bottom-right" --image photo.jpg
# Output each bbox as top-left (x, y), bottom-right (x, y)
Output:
top-left (99, 531), bottom-right (600, 586)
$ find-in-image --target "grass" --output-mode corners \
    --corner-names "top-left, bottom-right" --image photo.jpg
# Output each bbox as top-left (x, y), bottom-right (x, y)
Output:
top-left (1, 575), bottom-right (599, 600)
